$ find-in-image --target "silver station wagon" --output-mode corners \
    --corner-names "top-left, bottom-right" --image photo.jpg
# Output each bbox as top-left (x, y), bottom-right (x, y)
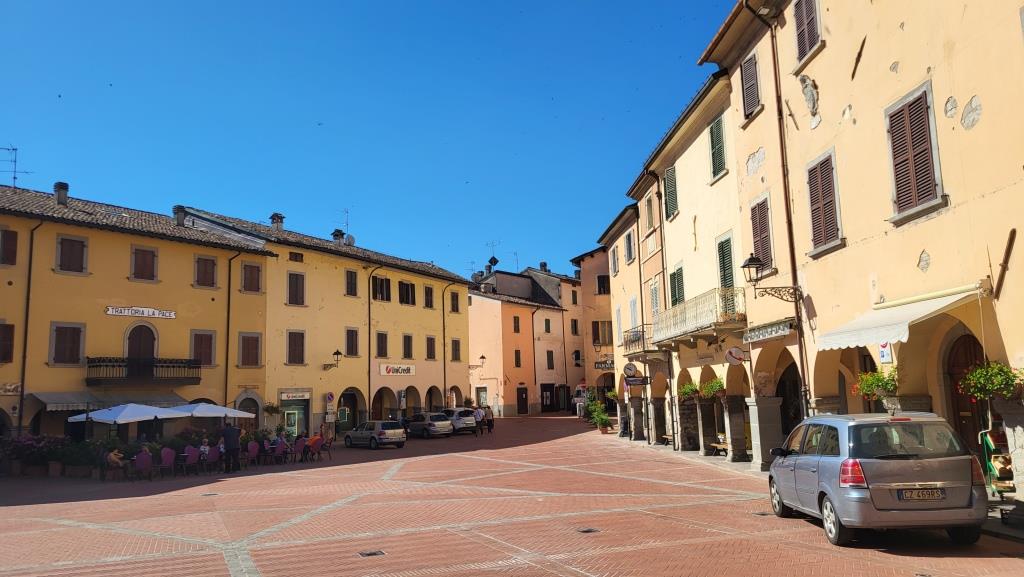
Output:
top-left (768, 412), bottom-right (987, 546)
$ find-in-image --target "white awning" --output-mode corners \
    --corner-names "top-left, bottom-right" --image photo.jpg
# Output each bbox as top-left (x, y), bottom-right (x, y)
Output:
top-left (32, 392), bottom-right (103, 412)
top-left (817, 292), bottom-right (978, 351)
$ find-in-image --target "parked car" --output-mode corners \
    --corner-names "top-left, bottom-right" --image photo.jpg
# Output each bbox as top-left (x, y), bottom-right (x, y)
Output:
top-left (344, 420), bottom-right (406, 449)
top-left (442, 408), bottom-right (477, 434)
top-left (768, 412), bottom-right (987, 546)
top-left (406, 412), bottom-right (454, 438)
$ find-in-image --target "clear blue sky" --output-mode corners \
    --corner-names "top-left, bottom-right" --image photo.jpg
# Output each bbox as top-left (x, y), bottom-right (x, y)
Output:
top-left (2, 0), bottom-right (731, 279)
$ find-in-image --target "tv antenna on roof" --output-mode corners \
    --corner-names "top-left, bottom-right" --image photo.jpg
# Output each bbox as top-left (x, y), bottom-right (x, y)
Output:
top-left (512, 251), bottom-right (519, 270)
top-left (485, 240), bottom-right (500, 257)
top-left (0, 147), bottom-right (33, 187)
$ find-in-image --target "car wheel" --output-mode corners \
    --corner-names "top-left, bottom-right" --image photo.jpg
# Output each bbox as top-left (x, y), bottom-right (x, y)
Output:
top-left (769, 479), bottom-right (793, 518)
top-left (396, 443), bottom-right (405, 449)
top-left (947, 526), bottom-right (982, 545)
top-left (369, 438), bottom-right (379, 450)
top-left (344, 436), bottom-right (352, 448)
top-left (821, 496), bottom-right (853, 546)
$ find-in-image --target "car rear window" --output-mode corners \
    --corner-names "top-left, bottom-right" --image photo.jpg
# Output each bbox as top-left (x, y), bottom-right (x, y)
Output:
top-left (850, 422), bottom-right (967, 459)
top-left (429, 414), bottom-right (449, 422)
top-left (457, 410), bottom-right (474, 417)
top-left (380, 421), bottom-right (403, 430)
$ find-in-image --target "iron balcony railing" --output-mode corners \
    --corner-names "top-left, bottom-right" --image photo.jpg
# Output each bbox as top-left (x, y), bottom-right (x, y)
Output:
top-left (622, 324), bottom-right (654, 355)
top-left (85, 357), bottom-right (202, 386)
top-left (652, 287), bottom-right (747, 344)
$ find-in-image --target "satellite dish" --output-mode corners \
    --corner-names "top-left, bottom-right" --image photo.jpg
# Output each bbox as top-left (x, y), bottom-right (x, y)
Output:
top-left (343, 235), bottom-right (355, 246)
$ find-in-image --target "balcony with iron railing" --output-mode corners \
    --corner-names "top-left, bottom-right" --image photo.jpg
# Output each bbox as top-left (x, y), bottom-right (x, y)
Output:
top-left (85, 357), bottom-right (202, 387)
top-left (651, 287), bottom-right (747, 344)
top-left (622, 324), bottom-right (656, 356)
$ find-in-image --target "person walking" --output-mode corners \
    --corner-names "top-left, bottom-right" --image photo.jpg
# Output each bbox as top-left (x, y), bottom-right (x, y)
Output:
top-left (484, 405), bottom-right (494, 434)
top-left (222, 420), bottom-right (243, 473)
top-left (474, 406), bottom-right (485, 437)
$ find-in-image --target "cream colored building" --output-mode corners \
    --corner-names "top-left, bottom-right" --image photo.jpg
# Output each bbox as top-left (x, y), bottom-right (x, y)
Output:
top-left (570, 247), bottom-right (614, 395)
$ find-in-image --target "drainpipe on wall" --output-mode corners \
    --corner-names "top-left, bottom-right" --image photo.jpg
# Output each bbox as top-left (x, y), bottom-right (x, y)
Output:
top-left (367, 265), bottom-right (384, 419)
top-left (224, 252), bottom-right (241, 407)
top-left (16, 220), bottom-right (44, 435)
top-left (440, 282), bottom-right (458, 407)
top-left (744, 0), bottom-right (812, 418)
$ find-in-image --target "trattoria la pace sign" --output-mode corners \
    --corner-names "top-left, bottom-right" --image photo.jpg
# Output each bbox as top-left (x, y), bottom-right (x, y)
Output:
top-left (105, 306), bottom-right (176, 319)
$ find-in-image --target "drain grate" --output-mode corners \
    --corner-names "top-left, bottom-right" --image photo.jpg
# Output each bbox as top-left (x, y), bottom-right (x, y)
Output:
top-left (576, 528), bottom-right (601, 534)
top-left (752, 512), bottom-right (772, 516)
top-left (200, 493), bottom-right (219, 497)
top-left (358, 550), bottom-right (386, 558)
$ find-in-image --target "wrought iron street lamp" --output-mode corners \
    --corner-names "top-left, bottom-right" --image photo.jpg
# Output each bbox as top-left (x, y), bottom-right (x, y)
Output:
top-left (740, 253), bottom-right (802, 302)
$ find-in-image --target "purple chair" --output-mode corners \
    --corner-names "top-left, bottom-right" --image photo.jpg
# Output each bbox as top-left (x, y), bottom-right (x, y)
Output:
top-left (133, 451), bottom-right (154, 481)
top-left (204, 446), bottom-right (221, 474)
top-left (271, 442), bottom-right (287, 465)
top-left (307, 438), bottom-right (324, 462)
top-left (291, 439), bottom-right (306, 463)
top-left (159, 447), bottom-right (176, 478)
top-left (246, 441), bottom-right (260, 467)
top-left (177, 446), bottom-right (200, 476)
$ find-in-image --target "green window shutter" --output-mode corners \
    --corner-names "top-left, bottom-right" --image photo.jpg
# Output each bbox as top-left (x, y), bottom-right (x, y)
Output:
top-left (710, 117), bottom-right (726, 177)
top-left (664, 166), bottom-right (678, 218)
top-left (717, 238), bottom-right (734, 289)
top-left (669, 267), bottom-right (685, 306)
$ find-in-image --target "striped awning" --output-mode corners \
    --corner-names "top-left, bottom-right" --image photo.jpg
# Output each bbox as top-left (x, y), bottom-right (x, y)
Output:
top-left (32, 391), bottom-right (188, 411)
top-left (32, 392), bottom-right (103, 412)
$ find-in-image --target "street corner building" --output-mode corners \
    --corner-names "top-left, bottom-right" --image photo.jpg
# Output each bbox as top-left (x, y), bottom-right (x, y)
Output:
top-left (0, 183), bottom-right (470, 440)
top-left (594, 0), bottom-right (1024, 503)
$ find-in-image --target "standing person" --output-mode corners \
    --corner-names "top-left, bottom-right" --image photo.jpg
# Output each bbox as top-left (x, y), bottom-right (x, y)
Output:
top-left (474, 406), bottom-right (485, 437)
top-left (484, 405), bottom-right (494, 434)
top-left (221, 420), bottom-right (243, 473)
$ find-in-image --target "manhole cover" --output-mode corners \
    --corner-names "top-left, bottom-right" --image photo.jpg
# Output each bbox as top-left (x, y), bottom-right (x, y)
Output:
top-left (576, 528), bottom-right (600, 534)
top-left (358, 550), bottom-right (386, 558)
top-left (200, 493), bottom-right (219, 497)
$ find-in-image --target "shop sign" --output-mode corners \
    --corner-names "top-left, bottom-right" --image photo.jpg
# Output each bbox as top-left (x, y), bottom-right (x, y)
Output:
top-left (743, 320), bottom-right (793, 344)
top-left (625, 376), bottom-right (648, 386)
top-left (879, 342), bottom-right (893, 364)
top-left (325, 411), bottom-right (336, 423)
top-left (280, 392), bottom-right (311, 400)
top-left (594, 360), bottom-right (615, 371)
top-left (105, 305), bottom-right (176, 319)
top-left (380, 364), bottom-right (415, 376)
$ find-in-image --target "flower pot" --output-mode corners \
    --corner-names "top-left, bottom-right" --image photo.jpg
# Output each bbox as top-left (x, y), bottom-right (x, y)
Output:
top-left (23, 464), bottom-right (47, 477)
top-left (48, 461), bottom-right (63, 478)
top-left (881, 396), bottom-right (901, 412)
top-left (599, 426), bottom-right (610, 434)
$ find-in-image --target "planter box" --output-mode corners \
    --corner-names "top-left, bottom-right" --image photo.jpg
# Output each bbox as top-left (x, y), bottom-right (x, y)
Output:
top-left (65, 465), bottom-right (92, 478)
top-left (23, 464), bottom-right (47, 477)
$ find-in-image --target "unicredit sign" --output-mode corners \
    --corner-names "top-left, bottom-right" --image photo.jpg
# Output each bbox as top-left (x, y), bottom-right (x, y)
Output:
top-left (379, 364), bottom-right (415, 376)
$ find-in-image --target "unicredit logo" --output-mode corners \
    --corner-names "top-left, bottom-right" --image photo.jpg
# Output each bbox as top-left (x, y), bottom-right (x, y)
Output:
top-left (386, 366), bottom-right (412, 375)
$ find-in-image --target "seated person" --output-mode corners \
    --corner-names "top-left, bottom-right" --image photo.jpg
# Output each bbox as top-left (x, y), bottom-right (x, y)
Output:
top-left (303, 431), bottom-right (323, 460)
top-left (106, 449), bottom-right (128, 472)
top-left (199, 438), bottom-right (211, 459)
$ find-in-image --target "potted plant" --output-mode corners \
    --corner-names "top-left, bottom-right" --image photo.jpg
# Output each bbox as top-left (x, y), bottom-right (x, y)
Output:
top-left (959, 361), bottom-right (1023, 401)
top-left (855, 366), bottom-right (899, 408)
top-left (593, 412), bottom-right (613, 433)
top-left (699, 378), bottom-right (725, 399)
top-left (62, 442), bottom-right (97, 478)
top-left (679, 383), bottom-right (700, 399)
top-left (605, 390), bottom-right (618, 401)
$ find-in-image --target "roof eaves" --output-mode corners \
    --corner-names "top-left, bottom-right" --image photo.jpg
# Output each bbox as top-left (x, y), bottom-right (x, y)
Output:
top-left (697, 0), bottom-right (746, 65)
top-left (597, 204), bottom-right (638, 247)
top-left (569, 246), bottom-right (606, 266)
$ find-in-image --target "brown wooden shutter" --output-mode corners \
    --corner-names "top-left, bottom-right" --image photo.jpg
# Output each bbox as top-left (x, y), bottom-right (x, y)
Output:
top-left (243, 265), bottom-right (261, 292)
top-left (346, 329), bottom-right (358, 356)
top-left (241, 335), bottom-right (260, 366)
top-left (808, 161), bottom-right (825, 247)
top-left (741, 55), bottom-right (760, 118)
top-left (134, 249), bottom-right (155, 280)
top-left (288, 273), bottom-right (304, 305)
top-left (0, 230), bottom-right (17, 265)
top-left (193, 333), bottom-right (213, 365)
top-left (196, 258), bottom-right (216, 287)
top-left (377, 333), bottom-right (388, 357)
top-left (794, 0), bottom-right (808, 60)
top-left (887, 92), bottom-right (938, 214)
top-left (751, 200), bottom-right (772, 269)
top-left (60, 238), bottom-right (85, 272)
top-left (55, 326), bottom-right (81, 363)
top-left (0, 324), bottom-right (14, 363)
top-left (804, 0), bottom-right (819, 56)
top-left (288, 332), bottom-right (304, 364)
top-left (819, 156), bottom-right (838, 244)
top-left (426, 336), bottom-right (435, 360)
top-left (345, 270), bottom-right (357, 296)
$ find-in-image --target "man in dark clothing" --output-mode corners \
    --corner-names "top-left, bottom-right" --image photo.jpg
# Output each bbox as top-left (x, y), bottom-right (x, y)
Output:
top-left (222, 421), bottom-right (243, 473)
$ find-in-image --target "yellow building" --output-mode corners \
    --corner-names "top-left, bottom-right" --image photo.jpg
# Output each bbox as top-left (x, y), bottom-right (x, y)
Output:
top-left (180, 207), bottom-right (470, 436)
top-left (570, 247), bottom-right (614, 396)
top-left (0, 184), bottom-right (271, 438)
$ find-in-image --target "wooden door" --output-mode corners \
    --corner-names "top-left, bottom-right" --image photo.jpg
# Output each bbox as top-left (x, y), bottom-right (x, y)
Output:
top-left (947, 334), bottom-right (985, 451)
top-left (517, 388), bottom-right (529, 415)
top-left (126, 325), bottom-right (155, 378)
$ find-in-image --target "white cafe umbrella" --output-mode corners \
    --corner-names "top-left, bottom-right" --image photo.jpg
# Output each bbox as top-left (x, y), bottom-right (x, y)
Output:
top-left (168, 402), bottom-right (256, 419)
top-left (67, 403), bottom-right (186, 425)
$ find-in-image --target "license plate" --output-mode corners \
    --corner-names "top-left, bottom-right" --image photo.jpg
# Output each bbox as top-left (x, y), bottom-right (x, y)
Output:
top-left (897, 488), bottom-right (946, 501)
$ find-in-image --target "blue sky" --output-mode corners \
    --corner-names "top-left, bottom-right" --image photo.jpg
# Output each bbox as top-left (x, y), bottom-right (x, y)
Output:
top-left (2, 0), bottom-right (731, 279)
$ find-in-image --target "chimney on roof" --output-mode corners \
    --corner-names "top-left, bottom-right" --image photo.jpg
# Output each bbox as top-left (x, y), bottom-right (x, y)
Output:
top-left (172, 205), bottom-right (186, 227)
top-left (270, 212), bottom-right (285, 231)
top-left (485, 263), bottom-right (492, 275)
top-left (331, 229), bottom-right (345, 245)
top-left (54, 182), bottom-right (69, 207)
top-left (540, 261), bottom-right (548, 272)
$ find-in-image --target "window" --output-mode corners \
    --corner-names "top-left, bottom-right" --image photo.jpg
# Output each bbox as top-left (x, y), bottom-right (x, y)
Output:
top-left (131, 247), bottom-right (157, 281)
top-left (717, 238), bottom-right (734, 289)
top-left (784, 425), bottom-right (806, 454)
top-left (741, 54), bottom-right (760, 118)
top-left (802, 424), bottom-right (824, 455)
top-left (570, 319), bottom-right (579, 336)
top-left (649, 282), bottom-right (660, 316)
top-left (544, 318), bottom-right (551, 333)
top-left (514, 349), bottom-right (521, 368)
top-left (596, 275), bottom-right (610, 295)
top-left (345, 270), bottom-right (358, 297)
top-left (624, 231), bottom-right (635, 262)
top-left (288, 251), bottom-right (304, 263)
top-left (287, 272), bottom-right (305, 305)
top-left (450, 291), bottom-right (460, 313)
top-left (610, 247), bottom-right (619, 275)
top-left (793, 0), bottom-right (821, 63)
top-left (615, 307), bottom-right (622, 344)
top-left (546, 350), bottom-right (555, 370)
top-left (376, 332), bottom-right (388, 358)
top-left (513, 315), bottom-right (520, 333)
top-left (629, 297), bottom-right (637, 329)
top-left (345, 328), bottom-right (359, 356)
top-left (191, 330), bottom-right (215, 366)
top-left (424, 285), bottom-right (434, 308)
top-left (372, 275), bottom-right (391, 301)
top-left (426, 336), bottom-right (436, 360)
top-left (645, 196), bottom-right (654, 230)
top-left (669, 266), bottom-right (685, 306)
top-left (0, 229), bottom-right (16, 265)
top-left (819, 426), bottom-right (840, 456)
top-left (51, 323), bottom-right (84, 365)
top-left (0, 323), bottom-right (13, 363)
top-left (242, 263), bottom-right (261, 293)
top-left (194, 256), bottom-right (216, 288)
top-left (571, 290), bottom-right (578, 305)
top-left (573, 350), bottom-right (581, 367)
top-left (664, 166), bottom-right (678, 217)
top-left (750, 199), bottom-right (773, 270)
top-left (402, 334), bottom-right (413, 359)
top-left (888, 91), bottom-right (939, 215)
top-left (709, 116), bottom-right (726, 178)
top-left (398, 281), bottom-right (416, 305)
top-left (239, 333), bottom-right (261, 367)
top-left (807, 155), bottom-right (840, 248)
top-left (451, 338), bottom-right (461, 361)
top-left (287, 331), bottom-right (305, 365)
top-left (57, 236), bottom-right (87, 273)
top-left (592, 320), bottom-right (612, 345)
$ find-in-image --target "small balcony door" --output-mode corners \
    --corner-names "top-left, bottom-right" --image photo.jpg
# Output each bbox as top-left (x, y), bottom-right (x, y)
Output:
top-left (126, 325), bottom-right (156, 378)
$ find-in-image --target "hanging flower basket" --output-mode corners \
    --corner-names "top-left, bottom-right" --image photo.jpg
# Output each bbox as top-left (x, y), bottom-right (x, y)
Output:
top-left (855, 366), bottom-right (899, 401)
top-left (699, 378), bottom-right (725, 399)
top-left (958, 361), bottom-right (1023, 401)
top-left (679, 383), bottom-right (700, 399)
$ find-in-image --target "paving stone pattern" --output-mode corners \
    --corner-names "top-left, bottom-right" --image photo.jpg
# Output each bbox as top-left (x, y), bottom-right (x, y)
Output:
top-left (1, 417), bottom-right (1023, 576)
